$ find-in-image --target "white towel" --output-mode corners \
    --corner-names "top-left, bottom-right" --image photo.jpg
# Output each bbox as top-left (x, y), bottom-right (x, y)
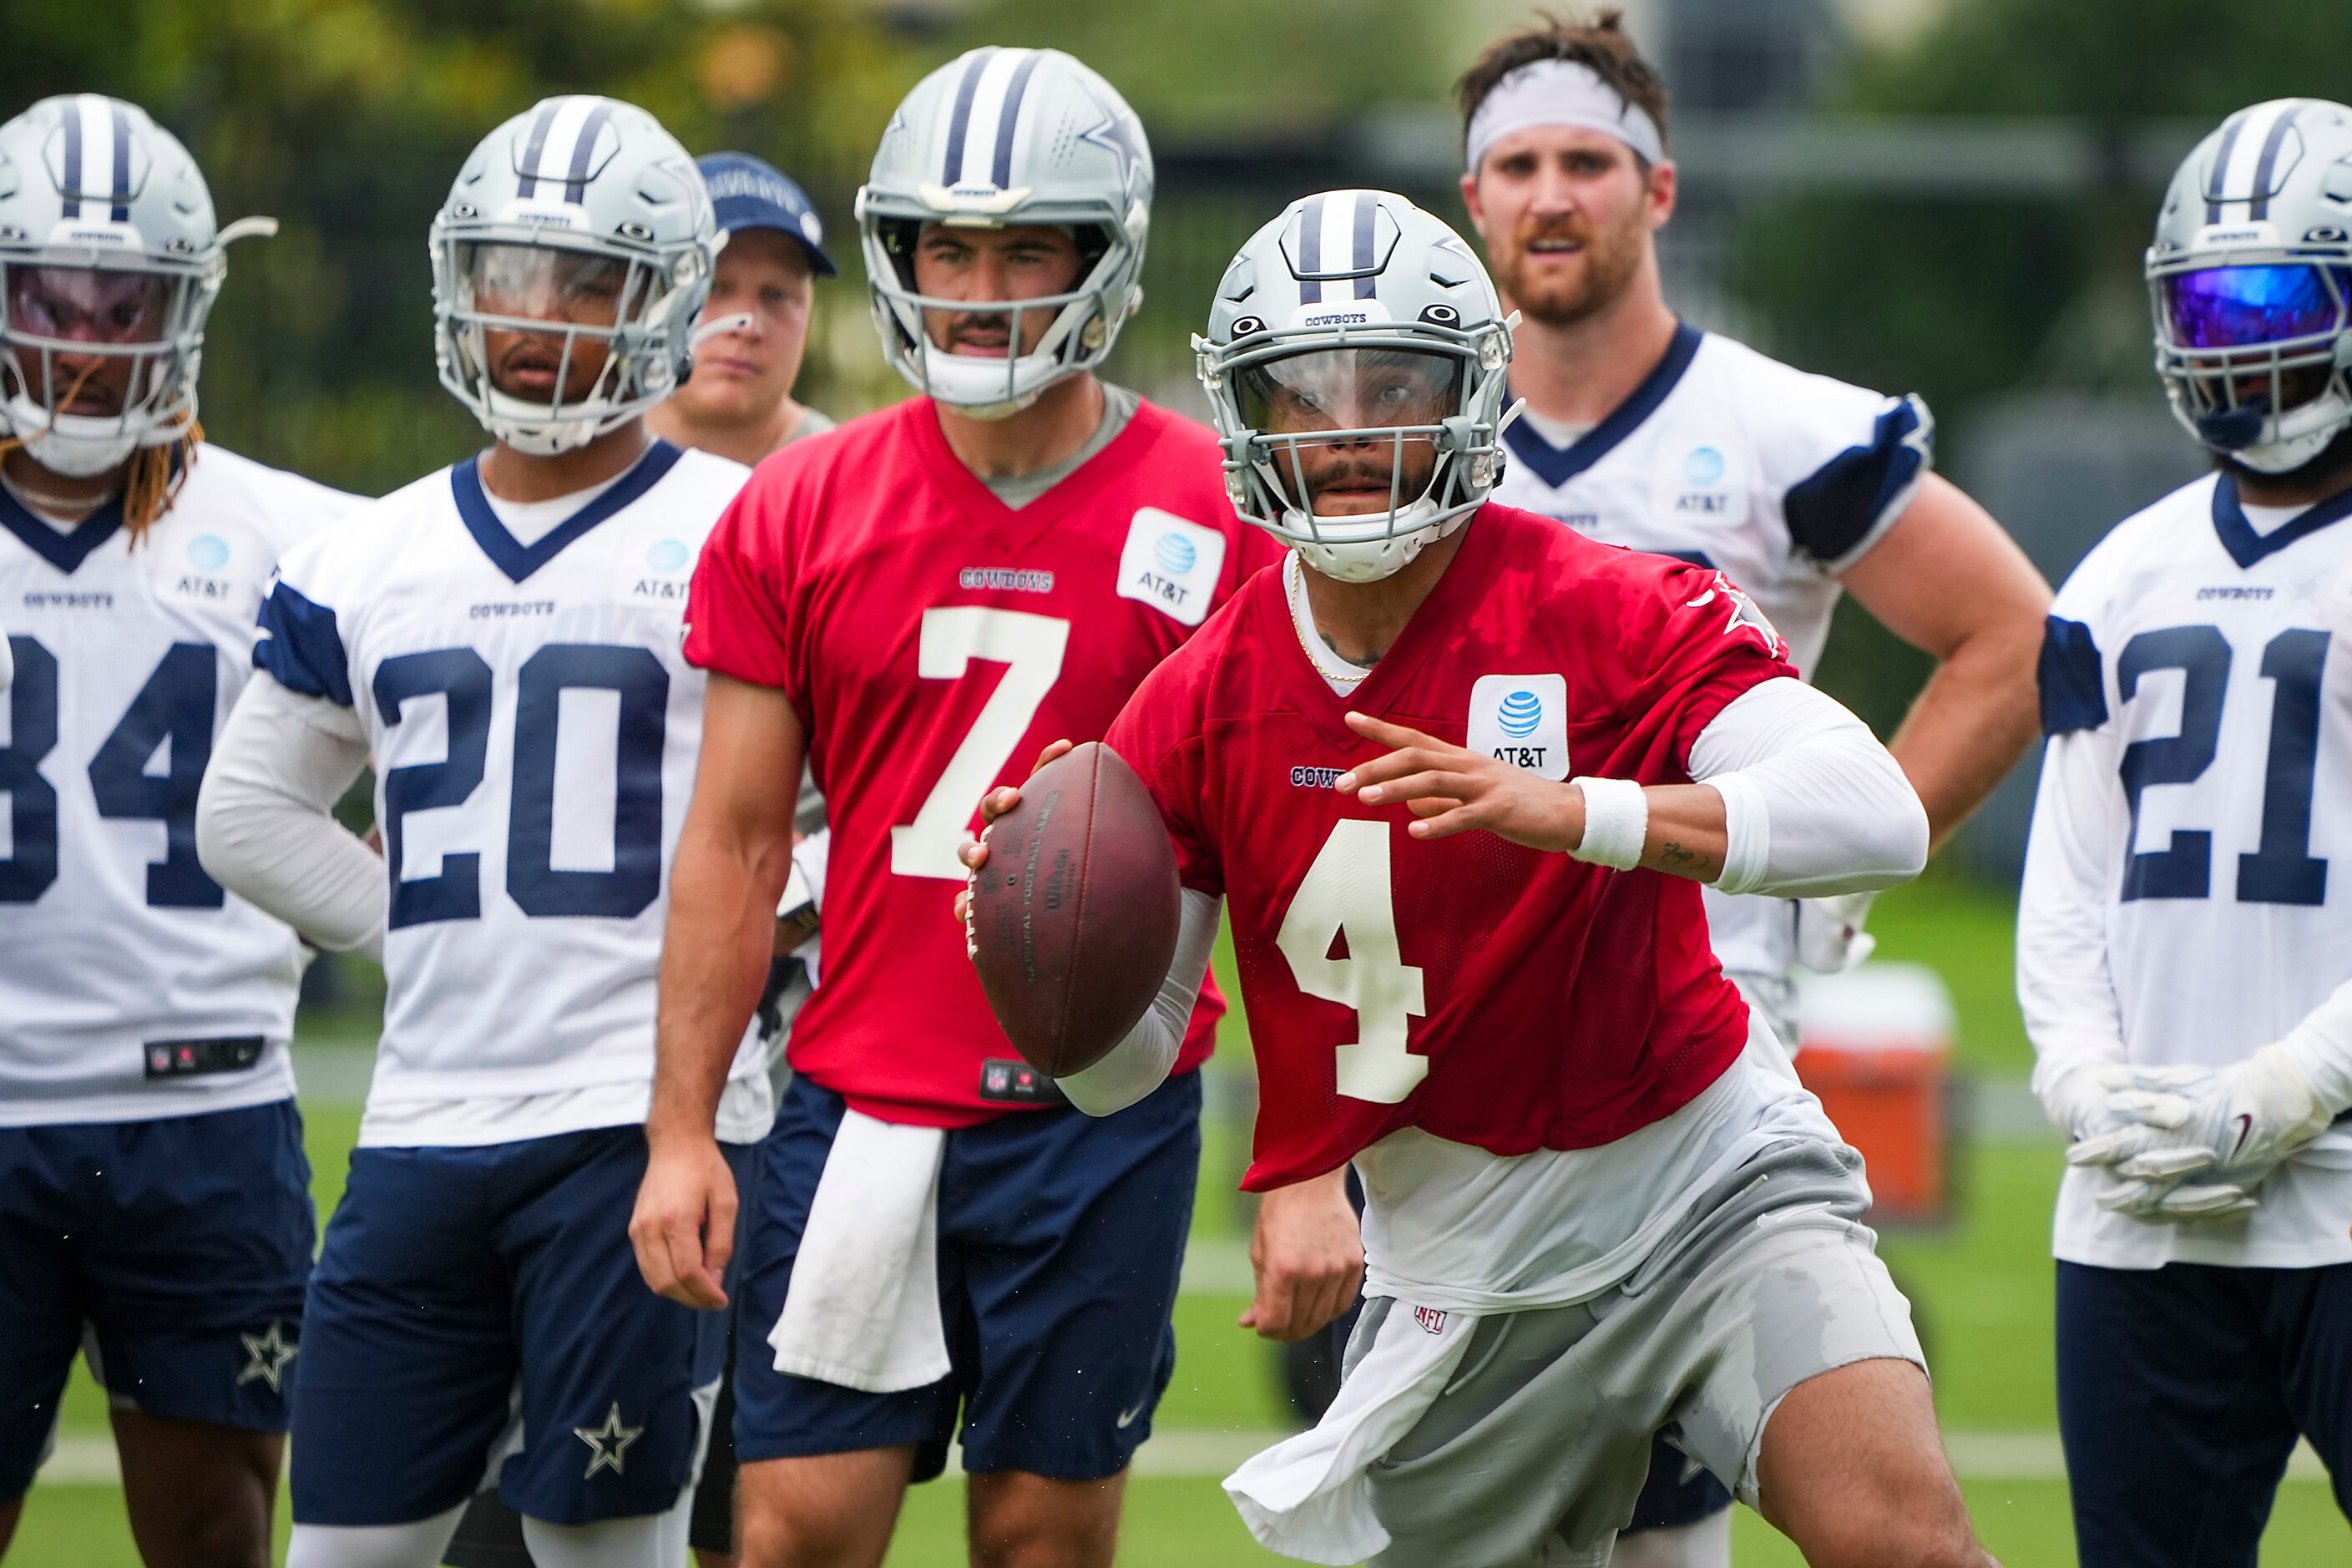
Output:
top-left (1222, 1297), bottom-right (1478, 1565)
top-left (767, 1110), bottom-right (950, 1393)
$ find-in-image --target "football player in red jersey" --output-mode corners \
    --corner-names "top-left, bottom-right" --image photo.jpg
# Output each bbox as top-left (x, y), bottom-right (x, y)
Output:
top-left (963, 191), bottom-right (1995, 1568)
top-left (629, 48), bottom-right (1282, 1568)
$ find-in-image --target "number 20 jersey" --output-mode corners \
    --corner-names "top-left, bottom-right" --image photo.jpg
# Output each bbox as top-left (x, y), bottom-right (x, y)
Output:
top-left (685, 397), bottom-right (1281, 1127)
top-left (256, 443), bottom-right (771, 1141)
top-left (0, 447), bottom-right (353, 1125)
top-left (1105, 503), bottom-right (1798, 1191)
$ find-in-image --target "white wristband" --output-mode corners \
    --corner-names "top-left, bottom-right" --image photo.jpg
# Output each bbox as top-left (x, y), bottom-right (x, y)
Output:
top-left (1570, 776), bottom-right (1647, 871)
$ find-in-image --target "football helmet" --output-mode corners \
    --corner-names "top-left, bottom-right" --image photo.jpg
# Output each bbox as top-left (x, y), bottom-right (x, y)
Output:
top-left (857, 47), bottom-right (1152, 417)
top-left (0, 95), bottom-right (275, 477)
top-left (432, 96), bottom-right (717, 455)
top-left (1196, 190), bottom-right (1516, 582)
top-left (2147, 99), bottom-right (2352, 474)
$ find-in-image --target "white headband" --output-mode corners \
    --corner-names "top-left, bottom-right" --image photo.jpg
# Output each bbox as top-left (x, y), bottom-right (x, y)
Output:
top-left (1464, 58), bottom-right (1666, 175)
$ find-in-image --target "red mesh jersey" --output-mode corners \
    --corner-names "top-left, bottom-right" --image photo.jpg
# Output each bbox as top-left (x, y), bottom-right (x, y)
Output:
top-left (686, 397), bottom-right (1283, 1125)
top-left (1105, 503), bottom-right (1796, 1188)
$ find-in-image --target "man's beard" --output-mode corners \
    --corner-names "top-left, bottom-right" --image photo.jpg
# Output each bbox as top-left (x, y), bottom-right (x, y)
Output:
top-left (2218, 418), bottom-right (2352, 496)
top-left (1493, 214), bottom-right (1646, 328)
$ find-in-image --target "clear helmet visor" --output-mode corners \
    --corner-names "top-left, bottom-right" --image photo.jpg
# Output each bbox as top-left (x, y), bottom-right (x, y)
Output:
top-left (451, 241), bottom-right (654, 412)
top-left (1237, 346), bottom-right (1463, 513)
top-left (0, 263), bottom-right (198, 422)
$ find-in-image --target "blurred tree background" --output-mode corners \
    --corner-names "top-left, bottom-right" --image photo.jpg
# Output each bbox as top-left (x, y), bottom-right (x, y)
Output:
top-left (2, 0), bottom-right (2345, 868)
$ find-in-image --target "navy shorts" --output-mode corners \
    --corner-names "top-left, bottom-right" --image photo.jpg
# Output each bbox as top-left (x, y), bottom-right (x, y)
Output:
top-left (0, 1100), bottom-right (313, 1499)
top-left (2057, 1259), bottom-right (2352, 1566)
top-left (735, 1071), bottom-right (1201, 1482)
top-left (291, 1125), bottom-right (748, 1528)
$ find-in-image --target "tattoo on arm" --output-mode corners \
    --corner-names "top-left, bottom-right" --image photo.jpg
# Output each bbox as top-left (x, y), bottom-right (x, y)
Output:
top-left (1656, 840), bottom-right (1716, 878)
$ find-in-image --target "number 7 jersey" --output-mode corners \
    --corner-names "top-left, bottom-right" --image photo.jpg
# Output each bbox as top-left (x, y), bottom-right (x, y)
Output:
top-left (255, 442), bottom-right (772, 1143)
top-left (685, 397), bottom-right (1280, 1126)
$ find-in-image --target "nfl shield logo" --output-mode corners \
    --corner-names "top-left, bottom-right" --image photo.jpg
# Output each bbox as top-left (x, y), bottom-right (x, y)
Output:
top-left (1413, 1305), bottom-right (1448, 1335)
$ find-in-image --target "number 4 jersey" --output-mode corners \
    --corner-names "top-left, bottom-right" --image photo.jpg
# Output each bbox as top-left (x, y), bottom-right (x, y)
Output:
top-left (255, 441), bottom-right (772, 1146)
top-left (0, 447), bottom-right (356, 1125)
top-left (685, 397), bottom-right (1281, 1127)
top-left (2024, 472), bottom-right (2352, 1268)
top-left (1104, 503), bottom-right (1799, 1192)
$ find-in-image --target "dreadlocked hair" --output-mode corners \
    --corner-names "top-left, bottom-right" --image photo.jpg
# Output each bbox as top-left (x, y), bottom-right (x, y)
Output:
top-left (122, 424), bottom-right (200, 539)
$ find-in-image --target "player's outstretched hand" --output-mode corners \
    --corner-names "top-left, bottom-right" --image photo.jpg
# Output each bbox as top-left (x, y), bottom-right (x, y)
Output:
top-left (952, 739), bottom-right (1077, 925)
top-left (1336, 711), bottom-right (1585, 851)
top-left (1243, 1168), bottom-right (1365, 1343)
top-left (630, 1134), bottom-right (740, 1311)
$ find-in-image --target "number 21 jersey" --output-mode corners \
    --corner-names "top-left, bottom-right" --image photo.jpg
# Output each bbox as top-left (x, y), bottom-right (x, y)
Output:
top-left (685, 397), bottom-right (1280, 1127)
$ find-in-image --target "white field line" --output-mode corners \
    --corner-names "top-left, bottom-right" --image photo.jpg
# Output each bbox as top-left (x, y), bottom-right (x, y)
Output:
top-left (34, 1431), bottom-right (2329, 1487)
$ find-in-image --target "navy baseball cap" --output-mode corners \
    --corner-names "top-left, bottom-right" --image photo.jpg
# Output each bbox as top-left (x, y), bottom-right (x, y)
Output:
top-left (698, 151), bottom-right (837, 277)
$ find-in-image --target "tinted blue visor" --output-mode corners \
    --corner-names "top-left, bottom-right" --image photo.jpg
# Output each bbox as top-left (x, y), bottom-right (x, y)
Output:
top-left (2162, 264), bottom-right (2349, 350)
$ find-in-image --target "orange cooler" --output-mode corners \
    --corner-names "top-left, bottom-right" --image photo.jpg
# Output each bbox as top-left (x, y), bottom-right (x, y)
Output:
top-left (1793, 962), bottom-right (1956, 1225)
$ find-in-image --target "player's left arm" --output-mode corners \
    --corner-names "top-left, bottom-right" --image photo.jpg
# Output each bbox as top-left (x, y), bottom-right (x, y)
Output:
top-left (1336, 677), bottom-right (1927, 895)
top-left (1836, 474), bottom-right (2052, 849)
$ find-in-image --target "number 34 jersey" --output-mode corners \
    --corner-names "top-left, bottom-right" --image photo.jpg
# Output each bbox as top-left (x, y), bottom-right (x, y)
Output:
top-left (1105, 503), bottom-right (1798, 1191)
top-left (256, 442), bottom-right (771, 1141)
top-left (0, 448), bottom-right (355, 1125)
top-left (685, 397), bottom-right (1280, 1127)
top-left (2024, 475), bottom-right (2352, 1267)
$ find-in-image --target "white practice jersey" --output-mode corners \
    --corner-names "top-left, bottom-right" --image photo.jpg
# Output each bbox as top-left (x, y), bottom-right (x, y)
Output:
top-left (0, 447), bottom-right (354, 1125)
top-left (1490, 326), bottom-right (1931, 986)
top-left (256, 441), bottom-right (771, 1146)
top-left (2021, 473), bottom-right (2352, 1268)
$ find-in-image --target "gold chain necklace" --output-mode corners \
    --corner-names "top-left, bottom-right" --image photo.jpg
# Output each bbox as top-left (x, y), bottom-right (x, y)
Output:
top-left (1286, 555), bottom-right (1372, 685)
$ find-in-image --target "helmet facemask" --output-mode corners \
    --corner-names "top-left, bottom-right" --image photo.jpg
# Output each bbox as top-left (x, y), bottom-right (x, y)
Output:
top-left (0, 258), bottom-right (215, 478)
top-left (1205, 321), bottom-right (1510, 583)
top-left (434, 235), bottom-right (705, 457)
top-left (862, 211), bottom-right (1136, 418)
top-left (2151, 259), bottom-right (2352, 476)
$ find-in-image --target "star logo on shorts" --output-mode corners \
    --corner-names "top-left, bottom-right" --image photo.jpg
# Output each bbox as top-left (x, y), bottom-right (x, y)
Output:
top-left (575, 1403), bottom-right (644, 1479)
top-left (236, 1322), bottom-right (297, 1393)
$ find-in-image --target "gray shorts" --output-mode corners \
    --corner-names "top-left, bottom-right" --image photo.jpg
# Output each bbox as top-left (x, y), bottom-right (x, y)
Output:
top-left (1350, 1138), bottom-right (1923, 1568)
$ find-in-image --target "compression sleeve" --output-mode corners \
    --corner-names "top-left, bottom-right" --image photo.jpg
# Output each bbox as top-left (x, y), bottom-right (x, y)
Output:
top-left (1684, 676), bottom-right (1927, 898)
top-left (2013, 726), bottom-right (2132, 1136)
top-left (1057, 888), bottom-right (1221, 1118)
top-left (196, 672), bottom-right (386, 960)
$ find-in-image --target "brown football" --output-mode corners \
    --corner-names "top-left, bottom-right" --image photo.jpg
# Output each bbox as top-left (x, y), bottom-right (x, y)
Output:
top-left (967, 741), bottom-right (1181, 1078)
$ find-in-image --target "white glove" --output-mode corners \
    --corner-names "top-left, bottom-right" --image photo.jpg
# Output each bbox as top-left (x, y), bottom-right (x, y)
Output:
top-left (2067, 1046), bottom-right (2332, 1222)
top-left (1793, 891), bottom-right (1877, 974)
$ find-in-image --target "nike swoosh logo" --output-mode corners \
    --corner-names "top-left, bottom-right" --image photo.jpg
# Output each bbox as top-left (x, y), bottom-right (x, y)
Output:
top-left (2231, 1113), bottom-right (2255, 1162)
top-left (1115, 1400), bottom-right (1148, 1429)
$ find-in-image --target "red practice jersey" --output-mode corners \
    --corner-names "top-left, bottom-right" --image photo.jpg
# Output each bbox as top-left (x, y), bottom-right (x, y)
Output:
top-left (1105, 503), bottom-right (1798, 1190)
top-left (685, 397), bottom-right (1282, 1126)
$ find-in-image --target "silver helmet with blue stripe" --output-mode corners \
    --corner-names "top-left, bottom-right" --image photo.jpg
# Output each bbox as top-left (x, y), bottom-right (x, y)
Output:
top-left (432, 96), bottom-right (718, 455)
top-left (857, 47), bottom-right (1152, 416)
top-left (2148, 98), bottom-right (2352, 475)
top-left (0, 94), bottom-right (275, 477)
top-left (1196, 190), bottom-right (1516, 583)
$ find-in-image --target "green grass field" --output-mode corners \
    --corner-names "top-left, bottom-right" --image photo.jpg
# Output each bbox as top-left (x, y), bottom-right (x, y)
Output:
top-left (13, 876), bottom-right (2349, 1565)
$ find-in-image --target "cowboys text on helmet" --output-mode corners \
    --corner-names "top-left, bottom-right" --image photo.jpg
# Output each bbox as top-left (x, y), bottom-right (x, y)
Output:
top-left (432, 96), bottom-right (718, 457)
top-left (857, 47), bottom-right (1152, 417)
top-left (2147, 99), bottom-right (2352, 476)
top-left (1196, 190), bottom-right (1518, 583)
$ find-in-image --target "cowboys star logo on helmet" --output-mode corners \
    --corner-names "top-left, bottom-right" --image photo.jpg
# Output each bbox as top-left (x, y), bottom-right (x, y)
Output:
top-left (2147, 97), bottom-right (2352, 476)
top-left (0, 94), bottom-right (277, 478)
top-left (430, 95), bottom-right (719, 456)
top-left (855, 47), bottom-right (1154, 417)
top-left (1193, 190), bottom-right (1519, 584)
